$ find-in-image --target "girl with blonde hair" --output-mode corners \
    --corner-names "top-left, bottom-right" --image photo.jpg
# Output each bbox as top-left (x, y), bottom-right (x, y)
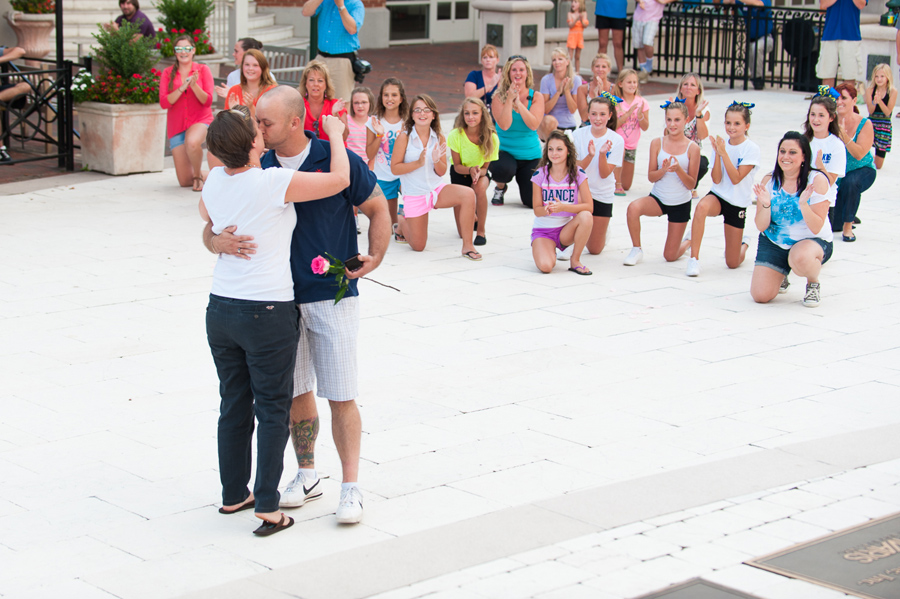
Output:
top-left (540, 47), bottom-right (582, 136)
top-left (865, 63), bottom-right (897, 169)
top-left (449, 97), bottom-right (499, 245)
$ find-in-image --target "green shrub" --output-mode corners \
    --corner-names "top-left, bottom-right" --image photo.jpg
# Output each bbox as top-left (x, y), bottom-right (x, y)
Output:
top-left (91, 21), bottom-right (156, 79)
top-left (156, 0), bottom-right (214, 35)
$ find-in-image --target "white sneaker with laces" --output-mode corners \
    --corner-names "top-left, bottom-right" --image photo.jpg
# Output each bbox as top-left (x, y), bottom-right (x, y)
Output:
top-left (802, 282), bottom-right (821, 307)
top-left (779, 275), bottom-right (790, 294)
top-left (336, 487), bottom-right (363, 524)
top-left (279, 471), bottom-right (323, 508)
top-left (556, 245), bottom-right (574, 261)
top-left (623, 247), bottom-right (643, 266)
top-left (685, 257), bottom-right (701, 277)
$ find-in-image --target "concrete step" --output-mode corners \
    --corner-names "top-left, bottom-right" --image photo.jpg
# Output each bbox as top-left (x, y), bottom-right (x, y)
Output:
top-left (243, 24), bottom-right (295, 44)
top-left (61, 8), bottom-right (162, 23)
top-left (263, 36), bottom-right (309, 49)
top-left (247, 12), bottom-right (276, 29)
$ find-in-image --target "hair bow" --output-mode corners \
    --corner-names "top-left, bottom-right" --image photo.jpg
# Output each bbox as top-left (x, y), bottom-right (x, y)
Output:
top-left (660, 98), bottom-right (686, 109)
top-left (816, 85), bottom-right (839, 100)
top-left (728, 101), bottom-right (756, 109)
top-left (600, 91), bottom-right (624, 106)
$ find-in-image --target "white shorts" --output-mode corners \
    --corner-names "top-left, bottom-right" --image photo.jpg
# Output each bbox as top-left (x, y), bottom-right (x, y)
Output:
top-left (292, 297), bottom-right (359, 402)
top-left (816, 40), bottom-right (863, 82)
top-left (632, 19), bottom-right (659, 49)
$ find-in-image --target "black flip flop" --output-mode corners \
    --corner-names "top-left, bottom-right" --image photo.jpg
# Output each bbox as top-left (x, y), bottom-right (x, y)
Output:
top-left (218, 499), bottom-right (255, 514)
top-left (568, 265), bottom-right (592, 276)
top-left (253, 514), bottom-right (294, 537)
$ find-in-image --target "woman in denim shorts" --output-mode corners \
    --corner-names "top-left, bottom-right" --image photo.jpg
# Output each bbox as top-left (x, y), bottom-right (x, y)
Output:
top-left (750, 132), bottom-right (833, 308)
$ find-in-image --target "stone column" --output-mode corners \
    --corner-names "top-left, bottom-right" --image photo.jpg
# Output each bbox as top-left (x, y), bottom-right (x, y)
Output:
top-left (472, 0), bottom-right (553, 64)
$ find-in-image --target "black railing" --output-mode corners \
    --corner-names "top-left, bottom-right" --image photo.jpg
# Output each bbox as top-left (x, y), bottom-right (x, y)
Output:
top-left (0, 58), bottom-right (79, 170)
top-left (649, 2), bottom-right (825, 92)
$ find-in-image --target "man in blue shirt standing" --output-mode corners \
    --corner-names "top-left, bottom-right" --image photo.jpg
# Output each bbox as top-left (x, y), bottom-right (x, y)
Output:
top-left (596, 0), bottom-right (627, 74)
top-left (204, 86), bottom-right (390, 525)
top-left (816, 0), bottom-right (867, 87)
top-left (303, 0), bottom-right (365, 102)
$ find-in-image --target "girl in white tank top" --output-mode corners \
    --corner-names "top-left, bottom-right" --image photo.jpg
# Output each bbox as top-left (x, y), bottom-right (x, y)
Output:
top-left (622, 101), bottom-right (700, 266)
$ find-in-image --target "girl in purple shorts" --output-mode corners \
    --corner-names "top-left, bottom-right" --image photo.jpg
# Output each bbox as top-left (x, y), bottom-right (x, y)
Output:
top-left (530, 130), bottom-right (594, 275)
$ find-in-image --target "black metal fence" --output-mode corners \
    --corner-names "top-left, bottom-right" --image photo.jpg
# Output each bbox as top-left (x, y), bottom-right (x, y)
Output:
top-left (649, 2), bottom-right (825, 92)
top-left (0, 58), bottom-right (79, 170)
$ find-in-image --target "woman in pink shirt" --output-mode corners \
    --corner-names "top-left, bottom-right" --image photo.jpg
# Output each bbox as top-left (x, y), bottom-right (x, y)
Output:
top-left (159, 34), bottom-right (214, 191)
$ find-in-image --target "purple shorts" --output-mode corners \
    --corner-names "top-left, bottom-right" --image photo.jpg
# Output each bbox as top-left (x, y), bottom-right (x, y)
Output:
top-left (531, 226), bottom-right (568, 251)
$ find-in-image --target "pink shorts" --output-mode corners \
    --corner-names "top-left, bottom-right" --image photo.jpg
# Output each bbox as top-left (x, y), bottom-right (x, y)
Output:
top-left (403, 183), bottom-right (447, 218)
top-left (531, 226), bottom-right (568, 251)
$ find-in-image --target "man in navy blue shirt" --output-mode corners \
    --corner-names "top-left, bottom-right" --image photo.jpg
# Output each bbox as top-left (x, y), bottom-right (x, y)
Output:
top-left (303, 0), bottom-right (365, 102)
top-left (204, 86), bottom-right (390, 524)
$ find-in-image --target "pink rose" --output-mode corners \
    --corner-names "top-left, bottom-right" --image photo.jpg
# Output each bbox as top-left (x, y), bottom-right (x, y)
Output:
top-left (311, 255), bottom-right (329, 275)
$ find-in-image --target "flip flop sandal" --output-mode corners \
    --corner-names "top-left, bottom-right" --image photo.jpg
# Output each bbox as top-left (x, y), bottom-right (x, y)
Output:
top-left (192, 177), bottom-right (204, 192)
top-left (392, 223), bottom-right (407, 244)
top-left (253, 514), bottom-right (294, 537)
top-left (461, 250), bottom-right (482, 261)
top-left (568, 265), bottom-right (593, 276)
top-left (219, 499), bottom-right (255, 514)
top-left (614, 187), bottom-right (626, 197)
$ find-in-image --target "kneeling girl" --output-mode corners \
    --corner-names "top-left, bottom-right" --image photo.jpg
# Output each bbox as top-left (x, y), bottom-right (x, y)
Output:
top-left (530, 131), bottom-right (593, 275)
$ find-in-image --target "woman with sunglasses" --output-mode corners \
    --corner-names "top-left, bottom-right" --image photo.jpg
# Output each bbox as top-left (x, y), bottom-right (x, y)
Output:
top-left (489, 55), bottom-right (546, 208)
top-left (160, 34), bottom-right (214, 192)
top-left (299, 60), bottom-right (348, 142)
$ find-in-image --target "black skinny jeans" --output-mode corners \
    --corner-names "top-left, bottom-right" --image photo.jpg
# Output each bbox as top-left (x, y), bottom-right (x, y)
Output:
top-left (489, 151), bottom-right (540, 208)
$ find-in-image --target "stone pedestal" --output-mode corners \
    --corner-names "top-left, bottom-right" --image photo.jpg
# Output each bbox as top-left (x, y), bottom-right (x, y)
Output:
top-left (472, 0), bottom-right (553, 65)
top-left (77, 102), bottom-right (167, 175)
top-left (859, 24), bottom-right (898, 82)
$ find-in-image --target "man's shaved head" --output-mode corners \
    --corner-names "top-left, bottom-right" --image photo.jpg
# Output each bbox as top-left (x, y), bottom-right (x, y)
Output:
top-left (258, 85), bottom-right (305, 122)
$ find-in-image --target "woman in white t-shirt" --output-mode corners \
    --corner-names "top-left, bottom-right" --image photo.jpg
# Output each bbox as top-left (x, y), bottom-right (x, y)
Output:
top-left (200, 107), bottom-right (350, 537)
top-left (683, 102), bottom-right (760, 277)
top-left (573, 94), bottom-right (624, 255)
top-left (750, 132), bottom-right (832, 308)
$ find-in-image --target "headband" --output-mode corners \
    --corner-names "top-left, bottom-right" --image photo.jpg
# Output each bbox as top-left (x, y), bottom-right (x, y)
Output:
top-left (816, 85), bottom-right (839, 100)
top-left (600, 91), bottom-right (624, 106)
top-left (660, 98), bottom-right (686, 109)
top-left (728, 101), bottom-right (755, 109)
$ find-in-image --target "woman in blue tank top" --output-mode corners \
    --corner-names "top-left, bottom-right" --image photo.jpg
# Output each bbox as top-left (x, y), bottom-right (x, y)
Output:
top-left (489, 56), bottom-right (546, 208)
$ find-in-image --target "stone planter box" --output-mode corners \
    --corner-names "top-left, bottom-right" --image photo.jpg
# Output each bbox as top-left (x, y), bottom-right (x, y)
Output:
top-left (77, 102), bottom-right (167, 175)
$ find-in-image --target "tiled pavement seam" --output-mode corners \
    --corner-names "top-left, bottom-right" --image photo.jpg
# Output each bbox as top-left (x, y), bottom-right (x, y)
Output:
top-left (179, 423), bottom-right (900, 599)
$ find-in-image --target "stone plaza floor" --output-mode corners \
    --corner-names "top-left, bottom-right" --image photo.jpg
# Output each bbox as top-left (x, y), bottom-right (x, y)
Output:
top-left (2, 87), bottom-right (900, 599)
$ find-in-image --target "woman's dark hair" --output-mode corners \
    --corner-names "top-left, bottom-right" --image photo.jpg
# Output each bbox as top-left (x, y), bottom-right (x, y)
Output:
top-left (167, 35), bottom-right (194, 92)
top-left (207, 106), bottom-right (256, 169)
top-left (725, 103), bottom-right (752, 126)
top-left (238, 37), bottom-right (263, 52)
top-left (587, 96), bottom-right (618, 131)
top-left (120, 0), bottom-right (139, 10)
top-left (537, 130), bottom-right (579, 186)
top-left (376, 77), bottom-right (409, 120)
top-left (803, 96), bottom-right (840, 141)
top-left (403, 94), bottom-right (441, 137)
top-left (772, 131), bottom-right (812, 191)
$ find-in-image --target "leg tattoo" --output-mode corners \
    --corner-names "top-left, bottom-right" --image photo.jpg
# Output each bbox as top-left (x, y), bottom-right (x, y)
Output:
top-left (291, 417), bottom-right (319, 468)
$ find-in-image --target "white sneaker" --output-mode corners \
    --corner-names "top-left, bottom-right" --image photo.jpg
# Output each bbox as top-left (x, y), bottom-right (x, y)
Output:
top-left (742, 234), bottom-right (752, 247)
top-left (685, 257), bottom-right (701, 277)
top-left (779, 275), bottom-right (790, 294)
top-left (279, 471), bottom-right (323, 508)
top-left (623, 247), bottom-right (643, 266)
top-left (802, 282), bottom-right (820, 307)
top-left (556, 245), bottom-right (573, 261)
top-left (336, 487), bottom-right (363, 524)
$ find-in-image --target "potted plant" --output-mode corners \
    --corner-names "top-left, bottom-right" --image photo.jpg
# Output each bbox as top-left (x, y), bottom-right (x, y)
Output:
top-left (5, 0), bottom-right (55, 59)
top-left (154, 0), bottom-right (215, 59)
top-left (73, 21), bottom-right (168, 175)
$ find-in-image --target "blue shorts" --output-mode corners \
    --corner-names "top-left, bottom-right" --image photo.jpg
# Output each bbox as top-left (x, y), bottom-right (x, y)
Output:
top-left (377, 178), bottom-right (401, 200)
top-left (169, 131), bottom-right (186, 149)
top-left (754, 233), bottom-right (833, 276)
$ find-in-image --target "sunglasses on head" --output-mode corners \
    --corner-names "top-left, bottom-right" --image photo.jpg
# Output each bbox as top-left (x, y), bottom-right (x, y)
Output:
top-left (506, 55), bottom-right (527, 63)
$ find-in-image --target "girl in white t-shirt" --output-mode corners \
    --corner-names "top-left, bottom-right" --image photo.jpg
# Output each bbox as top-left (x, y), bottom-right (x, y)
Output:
top-left (624, 101), bottom-right (700, 266)
top-left (683, 102), bottom-right (760, 276)
top-left (573, 94), bottom-right (624, 255)
top-left (391, 94), bottom-right (482, 261)
top-left (530, 130), bottom-right (593, 275)
top-left (200, 107), bottom-right (350, 536)
top-left (802, 94), bottom-right (846, 209)
top-left (366, 78), bottom-right (408, 241)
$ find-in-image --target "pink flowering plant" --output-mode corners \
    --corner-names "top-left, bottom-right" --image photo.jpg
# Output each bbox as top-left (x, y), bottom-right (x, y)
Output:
top-left (311, 254), bottom-right (351, 304)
